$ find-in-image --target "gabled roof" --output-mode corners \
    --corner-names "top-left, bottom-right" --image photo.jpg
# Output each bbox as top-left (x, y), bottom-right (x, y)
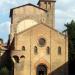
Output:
top-left (10, 3), bottom-right (47, 17)
top-left (16, 22), bottom-right (66, 37)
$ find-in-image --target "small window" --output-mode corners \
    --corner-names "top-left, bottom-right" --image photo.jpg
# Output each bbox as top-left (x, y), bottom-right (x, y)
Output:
top-left (34, 46), bottom-right (38, 54)
top-left (22, 46), bottom-right (25, 51)
top-left (47, 46), bottom-right (50, 54)
top-left (58, 46), bottom-right (61, 55)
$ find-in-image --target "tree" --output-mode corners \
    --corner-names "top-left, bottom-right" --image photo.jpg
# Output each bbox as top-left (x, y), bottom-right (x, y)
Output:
top-left (64, 20), bottom-right (75, 61)
top-left (0, 67), bottom-right (9, 75)
top-left (0, 36), bottom-right (14, 75)
top-left (64, 20), bottom-right (75, 74)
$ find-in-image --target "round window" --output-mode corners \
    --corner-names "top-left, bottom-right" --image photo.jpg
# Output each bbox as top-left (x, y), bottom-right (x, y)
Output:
top-left (38, 38), bottom-right (46, 47)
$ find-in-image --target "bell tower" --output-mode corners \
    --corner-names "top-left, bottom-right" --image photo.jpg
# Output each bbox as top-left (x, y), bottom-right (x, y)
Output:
top-left (38, 0), bottom-right (56, 28)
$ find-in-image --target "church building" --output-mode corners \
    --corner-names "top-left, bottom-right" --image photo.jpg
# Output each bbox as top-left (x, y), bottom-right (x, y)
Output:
top-left (9, 0), bottom-right (68, 75)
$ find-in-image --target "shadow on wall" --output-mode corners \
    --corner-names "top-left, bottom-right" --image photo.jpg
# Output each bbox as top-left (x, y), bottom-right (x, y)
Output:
top-left (69, 59), bottom-right (75, 75)
top-left (49, 60), bottom-right (75, 75)
top-left (49, 62), bottom-right (68, 75)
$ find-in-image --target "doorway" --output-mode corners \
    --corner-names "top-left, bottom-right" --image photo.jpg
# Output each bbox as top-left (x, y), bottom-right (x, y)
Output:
top-left (36, 64), bottom-right (47, 75)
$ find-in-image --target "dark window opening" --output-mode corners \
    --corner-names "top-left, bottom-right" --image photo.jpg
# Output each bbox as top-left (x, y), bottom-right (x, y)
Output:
top-left (47, 46), bottom-right (50, 54)
top-left (58, 46), bottom-right (61, 55)
top-left (34, 46), bottom-right (38, 54)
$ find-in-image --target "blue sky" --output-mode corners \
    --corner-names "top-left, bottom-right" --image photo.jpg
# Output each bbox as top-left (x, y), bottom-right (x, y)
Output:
top-left (0, 0), bottom-right (75, 43)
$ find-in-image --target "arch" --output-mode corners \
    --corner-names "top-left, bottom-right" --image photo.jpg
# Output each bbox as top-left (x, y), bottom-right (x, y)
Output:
top-left (20, 55), bottom-right (25, 58)
top-left (34, 58), bottom-right (50, 69)
top-left (17, 19), bottom-right (38, 33)
top-left (20, 55), bottom-right (25, 63)
top-left (12, 55), bottom-right (19, 63)
top-left (16, 15), bottom-right (41, 24)
top-left (36, 64), bottom-right (47, 75)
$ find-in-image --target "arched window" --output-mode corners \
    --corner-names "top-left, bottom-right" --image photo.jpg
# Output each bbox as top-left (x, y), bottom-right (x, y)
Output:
top-left (34, 46), bottom-right (38, 54)
top-left (22, 46), bottom-right (25, 51)
top-left (47, 46), bottom-right (50, 54)
top-left (58, 46), bottom-right (61, 55)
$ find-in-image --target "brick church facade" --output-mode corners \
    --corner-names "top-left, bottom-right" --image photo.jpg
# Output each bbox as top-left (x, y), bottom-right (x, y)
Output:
top-left (9, 0), bottom-right (68, 75)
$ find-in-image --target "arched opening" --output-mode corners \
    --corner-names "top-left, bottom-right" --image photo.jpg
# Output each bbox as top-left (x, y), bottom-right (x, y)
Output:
top-left (13, 55), bottom-right (19, 63)
top-left (58, 46), bottom-right (61, 55)
top-left (36, 64), bottom-right (47, 75)
top-left (47, 46), bottom-right (50, 54)
top-left (34, 46), bottom-right (38, 54)
top-left (20, 55), bottom-right (25, 58)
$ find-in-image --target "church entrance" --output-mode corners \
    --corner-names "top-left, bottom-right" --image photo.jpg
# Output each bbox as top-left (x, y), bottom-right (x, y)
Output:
top-left (36, 64), bottom-right (47, 75)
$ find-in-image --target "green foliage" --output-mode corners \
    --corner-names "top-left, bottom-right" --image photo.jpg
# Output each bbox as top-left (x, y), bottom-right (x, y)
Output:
top-left (0, 67), bottom-right (9, 75)
top-left (0, 38), bottom-right (3, 44)
top-left (65, 20), bottom-right (75, 39)
top-left (64, 20), bottom-right (75, 61)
